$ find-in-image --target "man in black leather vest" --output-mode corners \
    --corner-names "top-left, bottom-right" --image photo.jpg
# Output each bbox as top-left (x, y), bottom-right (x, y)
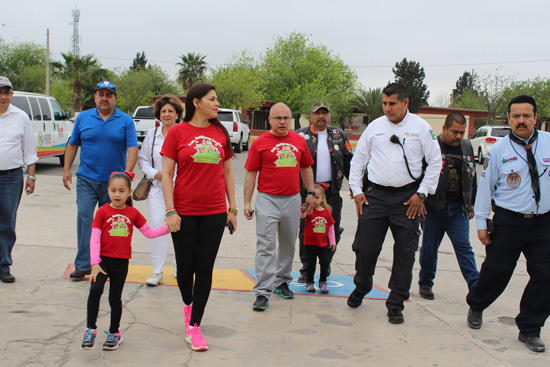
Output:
top-left (418, 112), bottom-right (479, 300)
top-left (296, 102), bottom-right (353, 282)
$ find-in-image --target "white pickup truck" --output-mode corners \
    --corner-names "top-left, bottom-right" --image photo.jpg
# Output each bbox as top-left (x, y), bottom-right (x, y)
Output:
top-left (217, 108), bottom-right (250, 153)
top-left (133, 106), bottom-right (158, 142)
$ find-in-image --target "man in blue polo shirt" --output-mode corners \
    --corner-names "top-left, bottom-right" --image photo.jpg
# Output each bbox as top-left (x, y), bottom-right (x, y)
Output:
top-left (63, 81), bottom-right (138, 280)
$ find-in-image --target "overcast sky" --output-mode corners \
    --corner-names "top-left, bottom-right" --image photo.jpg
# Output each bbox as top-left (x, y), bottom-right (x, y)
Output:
top-left (2, 0), bottom-right (550, 105)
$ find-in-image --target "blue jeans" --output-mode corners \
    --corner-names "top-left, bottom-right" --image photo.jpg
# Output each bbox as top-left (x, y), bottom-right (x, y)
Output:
top-left (74, 175), bottom-right (110, 271)
top-left (419, 201), bottom-right (479, 289)
top-left (0, 168), bottom-right (23, 274)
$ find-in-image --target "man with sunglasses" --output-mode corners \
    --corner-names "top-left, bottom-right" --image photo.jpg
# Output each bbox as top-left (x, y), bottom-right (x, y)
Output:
top-left (244, 102), bottom-right (315, 311)
top-left (63, 81), bottom-right (138, 280)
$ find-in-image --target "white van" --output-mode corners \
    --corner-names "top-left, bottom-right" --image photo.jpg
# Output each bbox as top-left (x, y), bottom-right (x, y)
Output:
top-left (10, 92), bottom-right (74, 166)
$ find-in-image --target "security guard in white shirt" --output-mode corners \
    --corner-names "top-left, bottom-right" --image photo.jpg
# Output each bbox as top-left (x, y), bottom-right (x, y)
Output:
top-left (347, 83), bottom-right (442, 324)
top-left (466, 95), bottom-right (550, 353)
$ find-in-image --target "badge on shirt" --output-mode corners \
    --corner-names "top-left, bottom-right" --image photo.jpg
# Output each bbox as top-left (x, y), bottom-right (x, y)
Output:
top-left (507, 172), bottom-right (521, 188)
top-left (429, 130), bottom-right (436, 140)
top-left (334, 144), bottom-right (339, 151)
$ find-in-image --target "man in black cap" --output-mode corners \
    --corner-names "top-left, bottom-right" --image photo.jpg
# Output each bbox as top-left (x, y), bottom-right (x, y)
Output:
top-left (63, 81), bottom-right (138, 280)
top-left (296, 102), bottom-right (353, 282)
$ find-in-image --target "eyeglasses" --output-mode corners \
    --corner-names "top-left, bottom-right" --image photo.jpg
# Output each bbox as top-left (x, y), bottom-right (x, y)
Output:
top-left (0, 90), bottom-right (12, 96)
top-left (271, 116), bottom-right (291, 121)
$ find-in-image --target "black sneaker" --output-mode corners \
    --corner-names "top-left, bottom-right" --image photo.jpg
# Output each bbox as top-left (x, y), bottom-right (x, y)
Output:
top-left (102, 331), bottom-right (123, 350)
top-left (387, 309), bottom-right (404, 324)
top-left (70, 269), bottom-right (91, 280)
top-left (81, 328), bottom-right (96, 350)
top-left (347, 289), bottom-right (365, 308)
top-left (273, 282), bottom-right (294, 299)
top-left (0, 272), bottom-right (15, 283)
top-left (252, 295), bottom-right (269, 311)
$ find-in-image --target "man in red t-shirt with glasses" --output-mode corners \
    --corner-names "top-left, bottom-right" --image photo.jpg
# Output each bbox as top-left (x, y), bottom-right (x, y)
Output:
top-left (244, 103), bottom-right (315, 311)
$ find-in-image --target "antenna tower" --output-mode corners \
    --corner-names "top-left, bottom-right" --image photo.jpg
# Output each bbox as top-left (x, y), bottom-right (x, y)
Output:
top-left (70, 7), bottom-right (81, 55)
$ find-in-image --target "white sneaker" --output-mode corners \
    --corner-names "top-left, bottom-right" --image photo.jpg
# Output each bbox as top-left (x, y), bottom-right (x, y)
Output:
top-left (173, 263), bottom-right (177, 278)
top-left (146, 273), bottom-right (163, 286)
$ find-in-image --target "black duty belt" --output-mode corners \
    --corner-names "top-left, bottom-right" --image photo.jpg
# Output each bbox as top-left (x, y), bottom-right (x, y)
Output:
top-left (0, 167), bottom-right (20, 176)
top-left (497, 206), bottom-right (549, 219)
top-left (370, 182), bottom-right (418, 193)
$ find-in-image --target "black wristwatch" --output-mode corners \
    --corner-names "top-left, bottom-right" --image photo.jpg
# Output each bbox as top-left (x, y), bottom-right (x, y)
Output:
top-left (308, 191), bottom-right (315, 196)
top-left (416, 192), bottom-right (426, 200)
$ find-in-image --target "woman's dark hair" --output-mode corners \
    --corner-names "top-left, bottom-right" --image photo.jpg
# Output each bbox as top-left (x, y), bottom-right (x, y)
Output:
top-left (184, 83), bottom-right (234, 158)
top-left (108, 172), bottom-right (133, 207)
top-left (154, 94), bottom-right (184, 123)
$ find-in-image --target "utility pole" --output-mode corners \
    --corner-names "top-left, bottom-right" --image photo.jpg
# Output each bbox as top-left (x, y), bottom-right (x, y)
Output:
top-left (45, 29), bottom-right (50, 96)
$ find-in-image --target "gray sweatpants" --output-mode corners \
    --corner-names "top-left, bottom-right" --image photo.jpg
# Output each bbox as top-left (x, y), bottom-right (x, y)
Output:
top-left (254, 192), bottom-right (301, 298)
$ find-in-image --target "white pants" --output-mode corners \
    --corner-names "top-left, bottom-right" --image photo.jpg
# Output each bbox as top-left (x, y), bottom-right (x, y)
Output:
top-left (147, 189), bottom-right (171, 273)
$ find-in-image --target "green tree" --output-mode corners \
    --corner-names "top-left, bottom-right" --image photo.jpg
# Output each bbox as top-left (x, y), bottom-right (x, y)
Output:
top-left (51, 53), bottom-right (107, 112)
top-left (452, 70), bottom-right (477, 103)
top-left (130, 51), bottom-right (148, 70)
top-left (177, 52), bottom-right (207, 91)
top-left (114, 65), bottom-right (180, 114)
top-left (456, 69), bottom-right (514, 123)
top-left (209, 51), bottom-right (264, 110)
top-left (49, 79), bottom-right (75, 111)
top-left (349, 87), bottom-right (384, 122)
top-left (261, 31), bottom-right (357, 129)
top-left (392, 58), bottom-right (430, 113)
top-left (0, 39), bottom-right (47, 92)
top-left (505, 77), bottom-right (550, 122)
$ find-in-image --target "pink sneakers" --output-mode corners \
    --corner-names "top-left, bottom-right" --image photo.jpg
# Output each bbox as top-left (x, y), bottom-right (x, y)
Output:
top-left (186, 324), bottom-right (208, 351)
top-left (183, 304), bottom-right (192, 331)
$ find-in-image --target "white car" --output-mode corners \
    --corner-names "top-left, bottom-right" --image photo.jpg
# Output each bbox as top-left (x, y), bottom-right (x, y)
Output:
top-left (217, 108), bottom-right (251, 153)
top-left (470, 125), bottom-right (510, 164)
top-left (10, 92), bottom-right (74, 166)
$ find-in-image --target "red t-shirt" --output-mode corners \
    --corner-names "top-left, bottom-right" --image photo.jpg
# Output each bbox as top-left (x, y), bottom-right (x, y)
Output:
top-left (244, 130), bottom-right (314, 196)
top-left (91, 204), bottom-right (147, 259)
top-left (161, 122), bottom-right (231, 215)
top-left (303, 207), bottom-right (335, 247)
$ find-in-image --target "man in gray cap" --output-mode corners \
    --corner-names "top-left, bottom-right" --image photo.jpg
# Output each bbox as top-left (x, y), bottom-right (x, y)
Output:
top-left (296, 102), bottom-right (353, 283)
top-left (0, 76), bottom-right (38, 283)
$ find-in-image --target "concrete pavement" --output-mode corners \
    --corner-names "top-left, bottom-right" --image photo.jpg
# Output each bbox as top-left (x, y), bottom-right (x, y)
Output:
top-left (2, 172), bottom-right (550, 367)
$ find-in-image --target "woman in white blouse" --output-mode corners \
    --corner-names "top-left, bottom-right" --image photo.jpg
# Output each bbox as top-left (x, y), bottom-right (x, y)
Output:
top-left (138, 95), bottom-right (183, 285)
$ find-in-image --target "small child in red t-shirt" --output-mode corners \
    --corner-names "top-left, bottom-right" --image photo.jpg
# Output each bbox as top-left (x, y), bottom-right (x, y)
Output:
top-left (81, 172), bottom-right (169, 351)
top-left (300, 183), bottom-right (336, 294)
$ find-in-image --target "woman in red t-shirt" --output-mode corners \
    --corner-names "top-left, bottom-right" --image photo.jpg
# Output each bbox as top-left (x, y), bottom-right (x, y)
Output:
top-left (161, 83), bottom-right (237, 352)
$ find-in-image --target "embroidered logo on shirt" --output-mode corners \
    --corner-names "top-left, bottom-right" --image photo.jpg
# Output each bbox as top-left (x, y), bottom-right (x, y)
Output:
top-left (543, 158), bottom-right (550, 163)
top-left (404, 132), bottom-right (420, 138)
top-left (108, 215), bottom-right (130, 237)
top-left (190, 136), bottom-right (222, 164)
top-left (507, 172), bottom-right (521, 188)
top-left (271, 143), bottom-right (298, 167)
top-left (312, 216), bottom-right (328, 234)
top-left (502, 157), bottom-right (518, 164)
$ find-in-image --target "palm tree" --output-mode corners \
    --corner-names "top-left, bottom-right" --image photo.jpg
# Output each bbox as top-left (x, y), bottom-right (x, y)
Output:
top-left (51, 53), bottom-right (104, 112)
top-left (177, 52), bottom-right (207, 91)
top-left (350, 87), bottom-right (384, 123)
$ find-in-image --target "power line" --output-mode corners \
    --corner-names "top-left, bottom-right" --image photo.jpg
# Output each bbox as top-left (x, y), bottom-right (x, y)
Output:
top-left (350, 59), bottom-right (550, 69)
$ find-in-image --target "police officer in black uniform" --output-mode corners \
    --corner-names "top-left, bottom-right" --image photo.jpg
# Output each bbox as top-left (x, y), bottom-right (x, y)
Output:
top-left (296, 102), bottom-right (353, 282)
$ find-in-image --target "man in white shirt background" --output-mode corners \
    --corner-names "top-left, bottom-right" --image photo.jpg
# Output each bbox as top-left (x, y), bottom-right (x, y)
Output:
top-left (0, 76), bottom-right (38, 283)
top-left (347, 83), bottom-right (442, 324)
